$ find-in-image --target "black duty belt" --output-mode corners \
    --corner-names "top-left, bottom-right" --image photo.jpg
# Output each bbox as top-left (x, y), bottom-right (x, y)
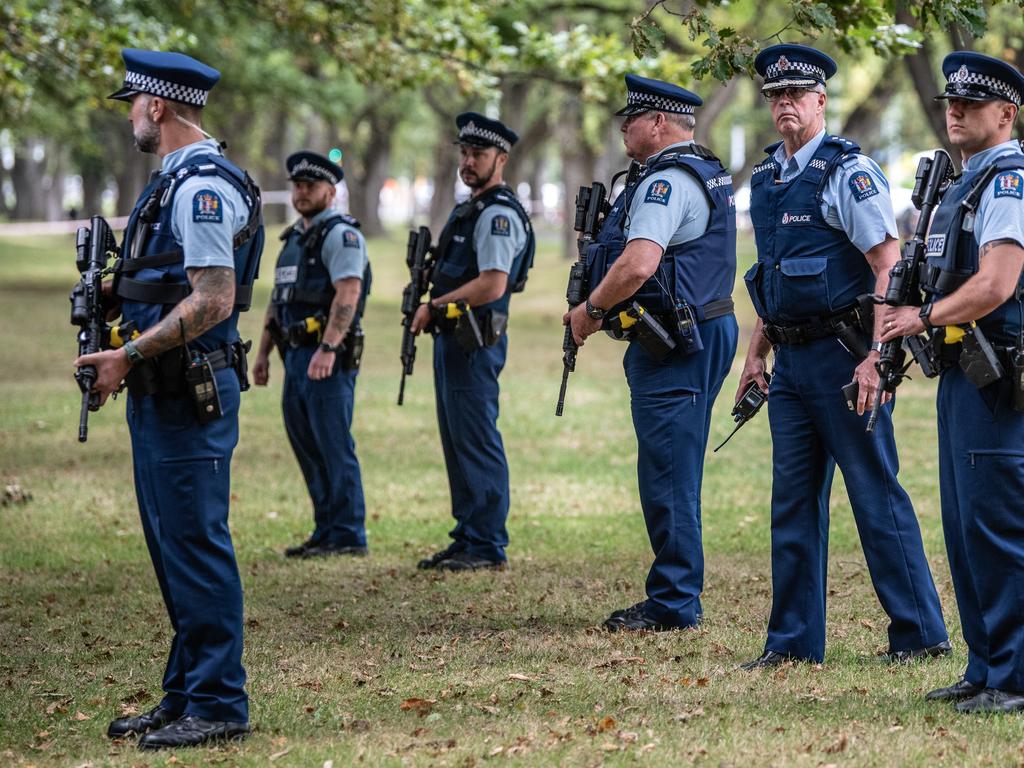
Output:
top-left (653, 297), bottom-right (735, 328)
top-left (763, 304), bottom-right (865, 346)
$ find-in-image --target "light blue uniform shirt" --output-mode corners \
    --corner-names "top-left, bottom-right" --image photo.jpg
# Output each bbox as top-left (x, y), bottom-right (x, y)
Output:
top-left (302, 207), bottom-right (369, 282)
top-left (773, 129), bottom-right (898, 254)
top-left (626, 140), bottom-right (711, 249)
top-left (164, 139), bottom-right (250, 270)
top-left (961, 140), bottom-right (1024, 249)
top-left (474, 203), bottom-right (527, 273)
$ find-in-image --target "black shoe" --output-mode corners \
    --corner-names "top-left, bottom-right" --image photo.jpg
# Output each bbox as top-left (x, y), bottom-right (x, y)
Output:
top-left (284, 538), bottom-right (317, 558)
top-left (417, 544), bottom-right (463, 570)
top-left (107, 704), bottom-right (179, 738)
top-left (740, 650), bottom-right (802, 671)
top-left (602, 602), bottom-right (673, 632)
top-left (302, 542), bottom-right (368, 558)
top-left (434, 551), bottom-right (507, 572)
top-left (137, 715), bottom-right (250, 749)
top-left (955, 688), bottom-right (1024, 714)
top-left (925, 677), bottom-right (985, 702)
top-left (884, 639), bottom-right (952, 663)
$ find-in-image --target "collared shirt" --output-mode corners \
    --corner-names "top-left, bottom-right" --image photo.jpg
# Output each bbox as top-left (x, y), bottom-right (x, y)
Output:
top-left (301, 207), bottom-right (368, 282)
top-left (473, 197), bottom-right (527, 274)
top-left (773, 128), bottom-right (898, 253)
top-left (961, 139), bottom-right (1024, 250)
top-left (165, 139), bottom-right (250, 270)
top-left (625, 140), bottom-right (711, 248)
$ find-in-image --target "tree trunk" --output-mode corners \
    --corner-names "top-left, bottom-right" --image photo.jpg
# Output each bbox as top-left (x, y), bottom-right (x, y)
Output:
top-left (839, 75), bottom-right (900, 154)
top-left (11, 140), bottom-right (47, 220)
top-left (112, 150), bottom-right (155, 215)
top-left (80, 164), bottom-right (105, 217)
top-left (558, 94), bottom-right (598, 260)
top-left (897, 8), bottom-right (956, 162)
top-left (44, 140), bottom-right (66, 220)
top-left (346, 106), bottom-right (392, 237)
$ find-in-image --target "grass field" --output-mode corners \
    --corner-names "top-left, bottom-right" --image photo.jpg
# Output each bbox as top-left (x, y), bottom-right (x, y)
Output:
top-left (1, 228), bottom-right (1021, 767)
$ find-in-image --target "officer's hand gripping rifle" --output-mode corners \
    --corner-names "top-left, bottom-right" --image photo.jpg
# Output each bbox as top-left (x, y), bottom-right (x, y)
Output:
top-left (866, 149), bottom-right (953, 433)
top-left (398, 226), bottom-right (434, 405)
top-left (69, 216), bottom-right (119, 442)
top-left (555, 182), bottom-right (607, 416)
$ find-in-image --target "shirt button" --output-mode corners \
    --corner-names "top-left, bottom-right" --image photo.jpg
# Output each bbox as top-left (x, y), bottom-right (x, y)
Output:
top-left (775, 264), bottom-right (780, 270)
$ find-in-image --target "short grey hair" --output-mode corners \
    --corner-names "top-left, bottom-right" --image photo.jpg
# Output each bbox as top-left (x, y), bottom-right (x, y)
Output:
top-left (662, 112), bottom-right (696, 131)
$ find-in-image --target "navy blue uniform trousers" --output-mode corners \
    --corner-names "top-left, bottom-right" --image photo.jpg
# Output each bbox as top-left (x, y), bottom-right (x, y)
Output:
top-left (938, 369), bottom-right (1024, 692)
top-left (764, 339), bottom-right (947, 661)
top-left (433, 331), bottom-right (509, 563)
top-left (126, 367), bottom-right (248, 723)
top-left (282, 346), bottom-right (366, 548)
top-left (623, 315), bottom-right (738, 627)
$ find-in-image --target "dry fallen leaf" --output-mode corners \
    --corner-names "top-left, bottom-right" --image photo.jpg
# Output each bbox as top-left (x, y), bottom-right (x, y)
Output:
top-left (597, 715), bottom-right (616, 733)
top-left (72, 712), bottom-right (91, 721)
top-left (507, 673), bottom-right (534, 682)
top-left (400, 698), bottom-right (435, 716)
top-left (269, 748), bottom-right (291, 761)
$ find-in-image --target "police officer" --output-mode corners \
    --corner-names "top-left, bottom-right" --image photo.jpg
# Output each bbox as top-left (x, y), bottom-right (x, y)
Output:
top-left (252, 151), bottom-right (369, 559)
top-left (737, 44), bottom-right (949, 668)
top-left (410, 113), bottom-right (535, 572)
top-left (566, 75), bottom-right (739, 631)
top-left (882, 52), bottom-right (1024, 712)
top-left (75, 50), bottom-right (263, 747)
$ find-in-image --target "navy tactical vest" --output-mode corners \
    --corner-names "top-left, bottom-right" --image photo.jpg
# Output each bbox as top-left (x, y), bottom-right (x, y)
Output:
top-left (586, 145), bottom-right (736, 317)
top-left (923, 151), bottom-right (1024, 346)
top-left (746, 135), bottom-right (873, 324)
top-left (271, 213), bottom-right (372, 329)
top-left (118, 153), bottom-right (264, 353)
top-left (430, 184), bottom-right (535, 314)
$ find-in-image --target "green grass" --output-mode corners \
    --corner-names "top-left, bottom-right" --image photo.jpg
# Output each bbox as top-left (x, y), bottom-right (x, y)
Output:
top-left (0, 230), bottom-right (1019, 767)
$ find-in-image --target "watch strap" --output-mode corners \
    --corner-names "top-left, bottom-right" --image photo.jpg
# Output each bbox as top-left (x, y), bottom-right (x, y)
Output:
top-left (919, 302), bottom-right (935, 333)
top-left (123, 340), bottom-right (145, 366)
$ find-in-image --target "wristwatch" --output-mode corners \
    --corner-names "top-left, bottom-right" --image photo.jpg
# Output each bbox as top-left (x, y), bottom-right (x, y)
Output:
top-left (870, 341), bottom-right (883, 353)
top-left (919, 302), bottom-right (935, 332)
top-left (123, 340), bottom-right (145, 366)
top-left (585, 299), bottom-right (606, 320)
top-left (319, 341), bottom-right (341, 354)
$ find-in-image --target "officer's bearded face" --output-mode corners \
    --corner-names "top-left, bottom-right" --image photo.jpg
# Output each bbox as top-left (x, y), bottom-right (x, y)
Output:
top-left (945, 98), bottom-right (1017, 154)
top-left (291, 180), bottom-right (335, 217)
top-left (459, 145), bottom-right (502, 189)
top-left (620, 111), bottom-right (659, 161)
top-left (129, 96), bottom-right (161, 154)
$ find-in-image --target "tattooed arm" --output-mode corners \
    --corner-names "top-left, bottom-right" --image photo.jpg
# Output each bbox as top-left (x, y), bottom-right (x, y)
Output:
top-left (881, 239), bottom-right (1024, 342)
top-left (307, 276), bottom-right (361, 381)
top-left (73, 266), bottom-right (236, 404)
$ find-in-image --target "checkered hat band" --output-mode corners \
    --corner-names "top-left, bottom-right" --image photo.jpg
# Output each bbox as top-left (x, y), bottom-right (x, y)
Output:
top-left (765, 60), bottom-right (826, 82)
top-left (625, 90), bottom-right (695, 115)
top-left (290, 158), bottom-right (338, 184)
top-left (124, 70), bottom-right (208, 107)
top-left (459, 123), bottom-right (511, 153)
top-left (948, 69), bottom-right (1021, 105)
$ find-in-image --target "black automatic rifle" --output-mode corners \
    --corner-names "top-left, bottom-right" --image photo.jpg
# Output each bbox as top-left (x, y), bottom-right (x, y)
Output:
top-left (555, 182), bottom-right (608, 416)
top-left (713, 372), bottom-right (771, 452)
top-left (70, 216), bottom-right (120, 443)
top-left (866, 150), bottom-right (954, 433)
top-left (398, 226), bottom-right (434, 405)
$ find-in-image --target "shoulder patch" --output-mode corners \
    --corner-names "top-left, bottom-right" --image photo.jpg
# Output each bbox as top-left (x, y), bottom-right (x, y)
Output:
top-left (848, 171), bottom-right (879, 202)
top-left (192, 189), bottom-right (223, 223)
top-left (644, 179), bottom-right (672, 205)
top-left (994, 171), bottom-right (1023, 200)
top-left (490, 214), bottom-right (511, 237)
top-left (342, 229), bottom-right (361, 248)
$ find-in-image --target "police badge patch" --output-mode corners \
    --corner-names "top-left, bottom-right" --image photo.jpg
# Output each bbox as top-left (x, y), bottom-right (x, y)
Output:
top-left (192, 189), bottom-right (223, 222)
top-left (491, 214), bottom-right (511, 236)
top-left (848, 172), bottom-right (878, 202)
top-left (342, 229), bottom-right (360, 248)
top-left (994, 171), bottom-right (1024, 200)
top-left (644, 180), bottom-right (672, 205)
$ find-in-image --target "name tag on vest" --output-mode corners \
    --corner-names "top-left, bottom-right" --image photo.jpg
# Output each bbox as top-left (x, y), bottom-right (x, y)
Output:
top-left (275, 265), bottom-right (298, 285)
